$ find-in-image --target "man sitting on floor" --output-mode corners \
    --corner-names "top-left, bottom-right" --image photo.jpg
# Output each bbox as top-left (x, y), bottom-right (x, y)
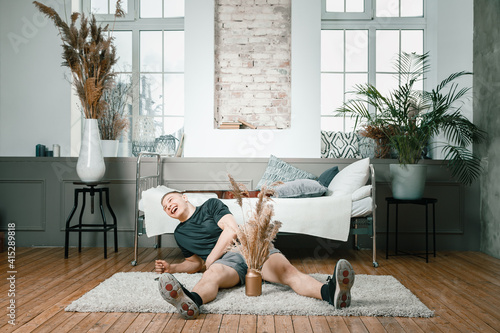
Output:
top-left (155, 191), bottom-right (355, 319)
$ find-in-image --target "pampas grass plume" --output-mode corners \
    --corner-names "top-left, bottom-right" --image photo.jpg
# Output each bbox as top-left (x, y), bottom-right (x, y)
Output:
top-left (33, 1), bottom-right (123, 119)
top-left (228, 174), bottom-right (281, 271)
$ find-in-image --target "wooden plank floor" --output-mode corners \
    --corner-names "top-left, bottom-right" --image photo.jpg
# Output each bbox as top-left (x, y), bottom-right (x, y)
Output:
top-left (1, 247), bottom-right (499, 332)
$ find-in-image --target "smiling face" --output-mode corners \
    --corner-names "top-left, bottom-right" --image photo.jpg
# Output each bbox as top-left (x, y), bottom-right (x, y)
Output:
top-left (161, 191), bottom-right (193, 222)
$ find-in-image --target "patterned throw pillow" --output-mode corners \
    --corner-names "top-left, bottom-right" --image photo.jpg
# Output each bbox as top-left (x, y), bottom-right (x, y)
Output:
top-left (357, 134), bottom-right (376, 159)
top-left (256, 155), bottom-right (317, 190)
top-left (321, 131), bottom-right (360, 158)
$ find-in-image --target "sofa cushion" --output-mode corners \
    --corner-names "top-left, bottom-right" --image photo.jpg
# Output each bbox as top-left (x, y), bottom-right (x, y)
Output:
top-left (274, 179), bottom-right (328, 198)
top-left (352, 185), bottom-right (372, 201)
top-left (317, 166), bottom-right (339, 187)
top-left (256, 155), bottom-right (317, 190)
top-left (328, 158), bottom-right (370, 196)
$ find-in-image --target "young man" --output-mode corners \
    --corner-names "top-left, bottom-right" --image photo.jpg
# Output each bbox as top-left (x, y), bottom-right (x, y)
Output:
top-left (155, 191), bottom-right (355, 319)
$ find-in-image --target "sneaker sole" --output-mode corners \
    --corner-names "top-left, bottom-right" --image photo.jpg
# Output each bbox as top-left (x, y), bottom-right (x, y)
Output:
top-left (333, 259), bottom-right (355, 309)
top-left (158, 274), bottom-right (199, 319)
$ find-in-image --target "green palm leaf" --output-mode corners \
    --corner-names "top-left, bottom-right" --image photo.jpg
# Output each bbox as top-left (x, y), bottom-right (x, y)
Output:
top-left (338, 52), bottom-right (485, 185)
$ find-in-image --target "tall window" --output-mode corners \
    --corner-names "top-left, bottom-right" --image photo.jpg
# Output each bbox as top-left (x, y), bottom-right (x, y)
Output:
top-left (84, 0), bottom-right (185, 156)
top-left (321, 0), bottom-right (425, 133)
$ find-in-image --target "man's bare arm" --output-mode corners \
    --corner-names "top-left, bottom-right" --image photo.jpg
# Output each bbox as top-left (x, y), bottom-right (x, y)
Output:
top-left (155, 254), bottom-right (205, 274)
top-left (204, 213), bottom-right (238, 269)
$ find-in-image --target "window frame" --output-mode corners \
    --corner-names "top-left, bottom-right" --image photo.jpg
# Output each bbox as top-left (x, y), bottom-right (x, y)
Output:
top-left (79, 0), bottom-right (185, 156)
top-left (83, 0), bottom-right (136, 21)
top-left (320, 0), bottom-right (427, 133)
top-left (322, 0), bottom-right (373, 21)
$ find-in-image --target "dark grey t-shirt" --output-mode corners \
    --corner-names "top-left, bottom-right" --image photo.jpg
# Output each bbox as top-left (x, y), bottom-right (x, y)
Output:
top-left (174, 198), bottom-right (231, 260)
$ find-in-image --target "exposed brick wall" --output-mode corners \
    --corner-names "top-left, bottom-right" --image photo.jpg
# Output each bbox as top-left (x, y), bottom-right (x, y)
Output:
top-left (214, 0), bottom-right (291, 129)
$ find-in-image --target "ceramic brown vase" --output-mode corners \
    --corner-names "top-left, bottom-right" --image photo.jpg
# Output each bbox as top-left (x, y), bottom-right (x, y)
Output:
top-left (245, 268), bottom-right (262, 296)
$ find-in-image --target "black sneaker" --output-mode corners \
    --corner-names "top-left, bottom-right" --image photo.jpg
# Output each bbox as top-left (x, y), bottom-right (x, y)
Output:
top-left (158, 273), bottom-right (200, 319)
top-left (326, 259), bottom-right (355, 309)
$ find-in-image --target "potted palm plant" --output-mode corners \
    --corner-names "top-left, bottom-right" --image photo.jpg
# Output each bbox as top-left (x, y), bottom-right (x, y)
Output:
top-left (338, 52), bottom-right (486, 200)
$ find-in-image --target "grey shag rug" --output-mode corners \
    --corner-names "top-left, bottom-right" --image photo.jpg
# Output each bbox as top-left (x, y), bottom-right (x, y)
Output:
top-left (65, 272), bottom-right (434, 317)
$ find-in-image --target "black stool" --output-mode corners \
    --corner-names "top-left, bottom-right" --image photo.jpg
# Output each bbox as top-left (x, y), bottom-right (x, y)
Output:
top-left (64, 181), bottom-right (118, 258)
top-left (386, 197), bottom-right (437, 263)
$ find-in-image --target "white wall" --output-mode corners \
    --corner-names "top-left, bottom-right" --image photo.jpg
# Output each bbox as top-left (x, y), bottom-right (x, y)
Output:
top-left (184, 0), bottom-right (321, 158)
top-left (0, 0), bottom-right (473, 159)
top-left (181, 0), bottom-right (474, 158)
top-left (0, 0), bottom-right (72, 157)
top-left (427, 0), bottom-right (474, 159)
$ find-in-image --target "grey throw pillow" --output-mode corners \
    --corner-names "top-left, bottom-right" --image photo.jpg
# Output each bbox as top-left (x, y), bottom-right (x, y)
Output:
top-left (256, 155), bottom-right (317, 190)
top-left (274, 179), bottom-right (328, 198)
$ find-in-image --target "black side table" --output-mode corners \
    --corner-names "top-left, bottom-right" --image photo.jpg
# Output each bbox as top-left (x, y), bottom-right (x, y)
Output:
top-left (385, 197), bottom-right (437, 263)
top-left (64, 181), bottom-right (118, 259)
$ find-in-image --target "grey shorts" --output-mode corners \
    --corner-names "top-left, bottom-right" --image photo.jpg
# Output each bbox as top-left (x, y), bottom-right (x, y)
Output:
top-left (214, 248), bottom-right (281, 285)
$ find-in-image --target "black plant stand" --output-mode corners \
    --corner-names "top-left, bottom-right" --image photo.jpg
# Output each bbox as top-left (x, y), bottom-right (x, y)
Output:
top-left (64, 181), bottom-right (118, 259)
top-left (385, 197), bottom-right (437, 263)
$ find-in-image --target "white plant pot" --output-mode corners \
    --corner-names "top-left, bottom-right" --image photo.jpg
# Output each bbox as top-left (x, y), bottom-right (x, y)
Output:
top-left (101, 139), bottom-right (119, 157)
top-left (389, 164), bottom-right (427, 200)
top-left (76, 119), bottom-right (106, 182)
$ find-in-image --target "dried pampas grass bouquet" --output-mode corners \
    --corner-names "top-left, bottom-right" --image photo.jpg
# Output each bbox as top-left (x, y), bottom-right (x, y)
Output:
top-left (33, 0), bottom-right (124, 119)
top-left (227, 174), bottom-right (282, 272)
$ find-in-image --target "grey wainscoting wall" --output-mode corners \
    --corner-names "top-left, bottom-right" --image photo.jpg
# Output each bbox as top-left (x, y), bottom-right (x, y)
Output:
top-left (0, 157), bottom-right (480, 253)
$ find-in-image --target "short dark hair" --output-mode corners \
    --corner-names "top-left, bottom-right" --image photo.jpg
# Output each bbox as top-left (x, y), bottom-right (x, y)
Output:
top-left (160, 190), bottom-right (184, 205)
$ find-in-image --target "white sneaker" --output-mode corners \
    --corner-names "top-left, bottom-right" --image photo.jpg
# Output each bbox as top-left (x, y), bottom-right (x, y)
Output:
top-left (158, 273), bottom-right (200, 319)
top-left (327, 259), bottom-right (355, 309)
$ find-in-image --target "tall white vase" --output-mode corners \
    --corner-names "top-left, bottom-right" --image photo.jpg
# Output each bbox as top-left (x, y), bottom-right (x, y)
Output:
top-left (76, 119), bottom-right (106, 182)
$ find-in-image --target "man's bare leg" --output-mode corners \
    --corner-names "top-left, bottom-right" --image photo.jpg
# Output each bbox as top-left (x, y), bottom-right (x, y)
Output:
top-left (192, 263), bottom-right (240, 303)
top-left (261, 253), bottom-right (323, 299)
top-left (261, 253), bottom-right (355, 309)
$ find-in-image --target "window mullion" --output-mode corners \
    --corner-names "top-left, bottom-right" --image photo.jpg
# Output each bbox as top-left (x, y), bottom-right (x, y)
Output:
top-left (398, 29), bottom-right (402, 86)
top-left (368, 26), bottom-right (376, 117)
top-left (162, 29), bottom-right (165, 135)
top-left (322, 18), bottom-right (426, 29)
top-left (132, 28), bottom-right (140, 124)
top-left (132, 0), bottom-right (137, 20)
top-left (342, 29), bottom-right (347, 132)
